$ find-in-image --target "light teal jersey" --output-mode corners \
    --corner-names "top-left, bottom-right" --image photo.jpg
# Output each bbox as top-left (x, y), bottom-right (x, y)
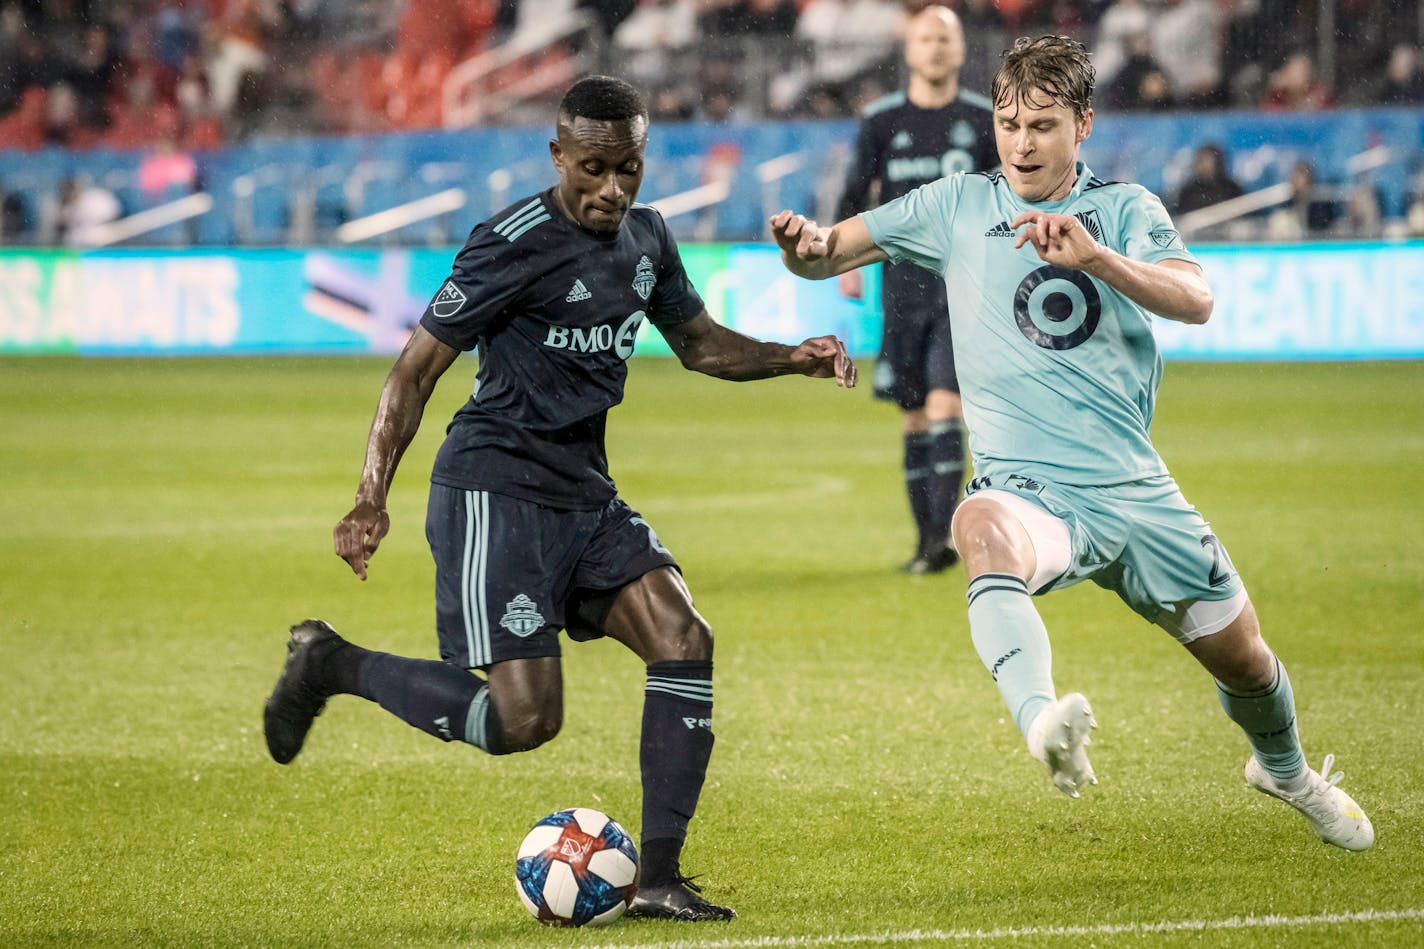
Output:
top-left (861, 162), bottom-right (1196, 486)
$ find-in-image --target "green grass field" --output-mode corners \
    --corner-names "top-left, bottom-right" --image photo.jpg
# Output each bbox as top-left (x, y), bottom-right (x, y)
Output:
top-left (3, 356), bottom-right (1422, 948)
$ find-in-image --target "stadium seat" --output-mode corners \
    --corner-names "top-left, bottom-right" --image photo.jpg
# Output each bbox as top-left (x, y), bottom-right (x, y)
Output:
top-left (0, 88), bottom-right (49, 151)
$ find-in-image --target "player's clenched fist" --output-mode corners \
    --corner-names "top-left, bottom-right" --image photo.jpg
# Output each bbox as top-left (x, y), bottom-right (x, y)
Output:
top-left (770, 209), bottom-right (832, 261)
top-left (790, 335), bottom-right (858, 388)
top-left (334, 500), bottom-right (389, 580)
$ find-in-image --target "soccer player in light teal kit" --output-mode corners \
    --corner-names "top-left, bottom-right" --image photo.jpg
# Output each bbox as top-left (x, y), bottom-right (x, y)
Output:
top-left (772, 36), bottom-right (1373, 850)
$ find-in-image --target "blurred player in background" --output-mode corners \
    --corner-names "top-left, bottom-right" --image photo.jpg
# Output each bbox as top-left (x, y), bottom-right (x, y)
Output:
top-left (264, 75), bottom-right (857, 922)
top-left (773, 37), bottom-right (1373, 850)
top-left (836, 5), bottom-right (997, 575)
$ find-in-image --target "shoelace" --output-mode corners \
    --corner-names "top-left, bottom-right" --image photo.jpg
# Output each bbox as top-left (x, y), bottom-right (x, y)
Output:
top-left (1317, 753), bottom-right (1345, 792)
top-left (673, 874), bottom-right (704, 894)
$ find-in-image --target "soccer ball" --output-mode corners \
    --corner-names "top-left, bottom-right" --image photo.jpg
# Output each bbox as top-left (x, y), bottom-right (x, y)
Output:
top-left (515, 808), bottom-right (640, 927)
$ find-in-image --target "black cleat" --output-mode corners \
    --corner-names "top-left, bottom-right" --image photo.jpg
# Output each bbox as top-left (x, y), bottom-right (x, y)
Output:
top-left (626, 875), bottom-right (736, 922)
top-left (899, 545), bottom-right (960, 575)
top-left (263, 619), bottom-right (342, 764)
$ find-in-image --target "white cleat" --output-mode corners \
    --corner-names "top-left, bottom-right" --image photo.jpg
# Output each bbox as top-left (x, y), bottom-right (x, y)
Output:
top-left (1027, 692), bottom-right (1098, 798)
top-left (1245, 754), bottom-right (1375, 851)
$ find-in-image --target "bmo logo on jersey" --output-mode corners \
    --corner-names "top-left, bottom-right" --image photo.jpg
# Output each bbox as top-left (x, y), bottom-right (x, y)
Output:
top-left (543, 310), bottom-right (645, 360)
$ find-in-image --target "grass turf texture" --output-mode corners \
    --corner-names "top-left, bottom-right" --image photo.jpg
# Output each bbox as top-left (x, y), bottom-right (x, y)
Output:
top-left (2, 356), bottom-right (1421, 948)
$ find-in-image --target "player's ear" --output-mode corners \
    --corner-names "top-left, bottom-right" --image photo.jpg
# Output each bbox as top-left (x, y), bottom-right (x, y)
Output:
top-left (549, 137), bottom-right (563, 171)
top-left (1076, 109), bottom-right (1094, 144)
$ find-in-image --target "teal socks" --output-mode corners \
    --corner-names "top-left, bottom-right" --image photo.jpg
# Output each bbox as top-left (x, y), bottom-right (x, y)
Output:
top-left (1216, 657), bottom-right (1306, 782)
top-left (967, 573), bottom-right (1056, 736)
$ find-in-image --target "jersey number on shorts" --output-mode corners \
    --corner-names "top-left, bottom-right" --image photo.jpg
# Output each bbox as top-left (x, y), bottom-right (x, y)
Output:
top-left (1200, 533), bottom-right (1236, 587)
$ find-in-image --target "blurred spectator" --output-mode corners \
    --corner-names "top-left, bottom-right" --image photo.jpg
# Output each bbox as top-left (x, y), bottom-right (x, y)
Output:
top-left (1091, 0), bottom-right (1151, 86)
top-left (0, 2), bottom-right (27, 112)
top-left (616, 0), bottom-right (696, 49)
top-left (1, 182), bottom-right (30, 241)
top-left (1100, 33), bottom-right (1173, 111)
top-left (698, 86), bottom-right (739, 123)
top-left (66, 24), bottom-right (122, 128)
top-left (138, 120), bottom-right (199, 201)
top-left (738, 0), bottom-right (799, 35)
top-left (1333, 0), bottom-right (1409, 105)
top-left (1268, 160), bottom-right (1338, 239)
top-left (1377, 43), bottom-right (1424, 106)
top-left (702, 0), bottom-right (802, 109)
top-left (796, 0), bottom-right (904, 93)
top-left (1218, 0), bottom-right (1269, 106)
top-left (613, 0), bottom-right (697, 85)
top-left (580, 0), bottom-right (638, 39)
top-left (1171, 143), bottom-right (1244, 216)
top-left (942, 0), bottom-right (1007, 93)
top-left (153, 2), bottom-right (201, 71)
top-left (1261, 50), bottom-right (1335, 112)
top-left (115, 24), bottom-right (179, 114)
top-left (505, 0), bottom-right (578, 45)
top-left (7, 33), bottom-right (62, 107)
top-left (1345, 178), bottom-right (1384, 239)
top-left (57, 175), bottom-right (122, 247)
top-left (175, 51), bottom-right (215, 129)
top-left (39, 0), bottom-right (87, 67)
top-left (802, 82), bottom-right (846, 119)
top-left (206, 0), bottom-right (282, 116)
top-left (649, 82), bottom-right (696, 121)
top-left (43, 82), bottom-right (83, 145)
top-left (1151, 0), bottom-right (1224, 107)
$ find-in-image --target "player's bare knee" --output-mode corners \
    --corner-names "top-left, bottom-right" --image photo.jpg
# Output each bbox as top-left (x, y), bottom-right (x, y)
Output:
top-left (498, 702), bottom-right (562, 751)
top-left (952, 499), bottom-right (1019, 560)
top-left (655, 613), bottom-right (713, 662)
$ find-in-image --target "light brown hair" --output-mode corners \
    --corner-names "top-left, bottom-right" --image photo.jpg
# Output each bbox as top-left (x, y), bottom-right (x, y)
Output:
top-left (992, 36), bottom-right (1095, 119)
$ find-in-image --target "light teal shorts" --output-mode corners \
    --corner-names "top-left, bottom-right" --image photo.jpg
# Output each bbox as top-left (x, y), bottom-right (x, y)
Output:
top-left (964, 466), bottom-right (1245, 627)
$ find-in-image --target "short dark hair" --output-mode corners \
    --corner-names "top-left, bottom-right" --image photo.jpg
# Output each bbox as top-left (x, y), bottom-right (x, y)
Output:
top-left (992, 36), bottom-right (1095, 119)
top-left (559, 76), bottom-right (648, 124)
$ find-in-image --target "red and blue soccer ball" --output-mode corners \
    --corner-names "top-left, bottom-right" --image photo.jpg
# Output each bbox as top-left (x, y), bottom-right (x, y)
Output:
top-left (515, 808), bottom-right (640, 927)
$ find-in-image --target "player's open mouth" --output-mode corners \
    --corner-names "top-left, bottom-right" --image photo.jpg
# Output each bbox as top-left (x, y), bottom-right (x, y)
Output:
top-left (1013, 164), bottom-right (1042, 175)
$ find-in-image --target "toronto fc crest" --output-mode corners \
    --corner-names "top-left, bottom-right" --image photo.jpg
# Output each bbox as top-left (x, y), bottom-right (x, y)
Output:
top-left (632, 255), bottom-right (657, 301)
top-left (500, 594), bottom-right (544, 637)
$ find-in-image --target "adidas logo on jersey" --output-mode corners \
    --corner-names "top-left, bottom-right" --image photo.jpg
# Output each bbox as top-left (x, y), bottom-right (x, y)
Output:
top-left (984, 221), bottom-right (1015, 237)
top-left (891, 130), bottom-right (913, 150)
top-left (565, 279), bottom-right (592, 303)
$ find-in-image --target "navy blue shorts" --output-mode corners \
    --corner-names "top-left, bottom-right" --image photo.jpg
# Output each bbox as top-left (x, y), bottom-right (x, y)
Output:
top-left (426, 484), bottom-right (679, 669)
top-left (873, 264), bottom-right (958, 409)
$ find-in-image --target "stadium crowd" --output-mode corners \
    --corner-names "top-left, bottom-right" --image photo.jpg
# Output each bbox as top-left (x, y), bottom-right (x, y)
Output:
top-left (0, 0), bottom-right (1421, 152)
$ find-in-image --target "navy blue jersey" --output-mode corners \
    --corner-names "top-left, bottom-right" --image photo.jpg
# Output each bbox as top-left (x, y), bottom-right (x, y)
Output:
top-left (420, 189), bottom-right (704, 510)
top-left (837, 90), bottom-right (997, 320)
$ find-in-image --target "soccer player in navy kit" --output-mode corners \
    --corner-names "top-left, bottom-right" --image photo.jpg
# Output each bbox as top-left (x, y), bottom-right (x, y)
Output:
top-left (837, 6), bottom-right (997, 575)
top-left (773, 38), bottom-right (1372, 850)
top-left (263, 76), bottom-right (856, 921)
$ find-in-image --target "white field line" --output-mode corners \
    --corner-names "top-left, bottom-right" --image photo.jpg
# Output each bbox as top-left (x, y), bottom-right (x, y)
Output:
top-left (587, 907), bottom-right (1424, 949)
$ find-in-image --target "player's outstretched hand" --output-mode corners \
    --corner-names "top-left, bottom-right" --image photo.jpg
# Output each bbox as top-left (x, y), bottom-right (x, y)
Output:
top-left (770, 209), bottom-right (832, 263)
top-left (791, 335), bottom-right (857, 388)
top-left (333, 500), bottom-right (390, 580)
top-left (1011, 211), bottom-right (1101, 271)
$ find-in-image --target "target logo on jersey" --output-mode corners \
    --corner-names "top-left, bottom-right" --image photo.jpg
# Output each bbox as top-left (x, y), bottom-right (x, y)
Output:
top-left (515, 808), bottom-right (640, 927)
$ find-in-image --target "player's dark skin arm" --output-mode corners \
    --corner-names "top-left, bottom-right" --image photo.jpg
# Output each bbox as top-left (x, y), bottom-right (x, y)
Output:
top-left (660, 310), bottom-right (857, 387)
top-left (334, 325), bottom-right (460, 579)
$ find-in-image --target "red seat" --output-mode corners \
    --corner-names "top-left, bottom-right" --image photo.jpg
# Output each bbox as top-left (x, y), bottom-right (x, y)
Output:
top-left (0, 87), bottom-right (48, 151)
